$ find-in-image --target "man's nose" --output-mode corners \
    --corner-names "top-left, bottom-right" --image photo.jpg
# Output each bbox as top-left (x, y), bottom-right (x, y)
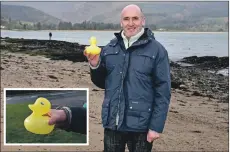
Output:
top-left (128, 20), bottom-right (134, 26)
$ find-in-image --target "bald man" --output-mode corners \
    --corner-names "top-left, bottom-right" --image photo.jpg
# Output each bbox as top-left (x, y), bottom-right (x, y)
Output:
top-left (85, 4), bottom-right (171, 152)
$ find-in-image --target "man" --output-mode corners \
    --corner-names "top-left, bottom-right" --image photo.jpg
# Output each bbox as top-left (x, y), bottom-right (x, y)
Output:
top-left (84, 4), bottom-right (171, 152)
top-left (49, 32), bottom-right (52, 40)
top-left (47, 4), bottom-right (170, 151)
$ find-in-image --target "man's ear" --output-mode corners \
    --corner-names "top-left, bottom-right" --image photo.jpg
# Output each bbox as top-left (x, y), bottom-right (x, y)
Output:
top-left (142, 17), bottom-right (146, 26)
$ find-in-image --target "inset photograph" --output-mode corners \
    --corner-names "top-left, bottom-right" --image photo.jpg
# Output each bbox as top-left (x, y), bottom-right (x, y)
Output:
top-left (4, 88), bottom-right (88, 146)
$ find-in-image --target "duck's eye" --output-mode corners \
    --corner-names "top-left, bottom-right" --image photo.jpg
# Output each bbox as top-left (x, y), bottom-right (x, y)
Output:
top-left (40, 102), bottom-right (44, 105)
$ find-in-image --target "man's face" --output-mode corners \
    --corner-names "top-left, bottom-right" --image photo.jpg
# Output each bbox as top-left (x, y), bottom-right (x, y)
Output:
top-left (121, 8), bottom-right (145, 38)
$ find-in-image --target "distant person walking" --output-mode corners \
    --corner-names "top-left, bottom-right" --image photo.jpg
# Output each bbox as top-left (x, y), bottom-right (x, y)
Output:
top-left (49, 32), bottom-right (52, 40)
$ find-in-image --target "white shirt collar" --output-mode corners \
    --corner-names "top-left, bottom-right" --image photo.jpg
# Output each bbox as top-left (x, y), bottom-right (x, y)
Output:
top-left (121, 27), bottom-right (145, 49)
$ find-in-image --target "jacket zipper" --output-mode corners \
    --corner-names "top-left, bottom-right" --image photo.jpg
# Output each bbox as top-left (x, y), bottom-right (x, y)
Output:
top-left (116, 39), bottom-right (129, 129)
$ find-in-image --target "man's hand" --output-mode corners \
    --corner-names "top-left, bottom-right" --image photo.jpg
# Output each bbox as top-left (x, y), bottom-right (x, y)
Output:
top-left (43, 109), bottom-right (67, 125)
top-left (83, 47), bottom-right (101, 67)
top-left (147, 129), bottom-right (160, 143)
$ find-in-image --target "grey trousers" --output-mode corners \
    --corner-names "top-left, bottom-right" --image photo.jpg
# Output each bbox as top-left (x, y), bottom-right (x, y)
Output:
top-left (104, 128), bottom-right (153, 152)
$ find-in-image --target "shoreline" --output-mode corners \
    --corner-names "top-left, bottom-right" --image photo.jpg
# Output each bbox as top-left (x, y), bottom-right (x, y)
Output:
top-left (1, 37), bottom-right (228, 65)
top-left (0, 37), bottom-right (228, 103)
top-left (1, 29), bottom-right (228, 33)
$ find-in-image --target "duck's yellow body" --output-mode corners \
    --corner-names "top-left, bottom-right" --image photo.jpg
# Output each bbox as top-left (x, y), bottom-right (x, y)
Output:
top-left (24, 114), bottom-right (54, 134)
top-left (85, 36), bottom-right (101, 55)
top-left (24, 97), bottom-right (55, 135)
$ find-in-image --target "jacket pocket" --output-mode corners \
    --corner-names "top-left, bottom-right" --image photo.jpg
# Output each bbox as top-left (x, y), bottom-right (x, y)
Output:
top-left (126, 101), bottom-right (152, 130)
top-left (101, 98), bottom-right (110, 126)
top-left (103, 49), bottom-right (120, 74)
top-left (131, 51), bottom-right (155, 75)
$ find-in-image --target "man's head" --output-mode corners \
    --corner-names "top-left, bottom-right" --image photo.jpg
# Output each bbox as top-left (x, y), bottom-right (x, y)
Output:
top-left (120, 4), bottom-right (145, 38)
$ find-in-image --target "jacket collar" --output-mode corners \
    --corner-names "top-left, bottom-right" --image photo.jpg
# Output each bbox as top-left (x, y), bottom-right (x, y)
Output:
top-left (111, 28), bottom-right (155, 47)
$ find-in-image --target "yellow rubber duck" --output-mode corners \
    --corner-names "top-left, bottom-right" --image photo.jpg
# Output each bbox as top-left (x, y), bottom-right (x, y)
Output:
top-left (85, 36), bottom-right (101, 55)
top-left (24, 97), bottom-right (55, 135)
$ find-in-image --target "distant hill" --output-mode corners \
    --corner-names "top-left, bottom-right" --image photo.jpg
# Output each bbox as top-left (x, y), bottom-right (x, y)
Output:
top-left (1, 2), bottom-right (228, 31)
top-left (2, 2), bottom-right (228, 22)
top-left (1, 4), bottom-right (61, 25)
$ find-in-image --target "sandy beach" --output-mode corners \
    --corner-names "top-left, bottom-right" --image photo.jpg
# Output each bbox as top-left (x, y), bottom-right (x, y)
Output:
top-left (1, 52), bottom-right (228, 151)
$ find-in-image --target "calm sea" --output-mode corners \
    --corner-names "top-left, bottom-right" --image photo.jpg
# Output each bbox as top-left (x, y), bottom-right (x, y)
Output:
top-left (1, 30), bottom-right (228, 61)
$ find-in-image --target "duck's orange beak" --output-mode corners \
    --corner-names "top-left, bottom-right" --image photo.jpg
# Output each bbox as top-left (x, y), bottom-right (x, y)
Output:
top-left (42, 112), bottom-right (51, 117)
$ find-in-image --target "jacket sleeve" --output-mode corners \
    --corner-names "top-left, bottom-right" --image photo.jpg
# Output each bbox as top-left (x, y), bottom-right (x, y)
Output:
top-left (149, 44), bottom-right (171, 133)
top-left (69, 107), bottom-right (87, 134)
top-left (90, 48), bottom-right (107, 89)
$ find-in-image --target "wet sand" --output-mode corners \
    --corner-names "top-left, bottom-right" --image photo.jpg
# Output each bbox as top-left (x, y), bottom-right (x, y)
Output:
top-left (1, 52), bottom-right (228, 151)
